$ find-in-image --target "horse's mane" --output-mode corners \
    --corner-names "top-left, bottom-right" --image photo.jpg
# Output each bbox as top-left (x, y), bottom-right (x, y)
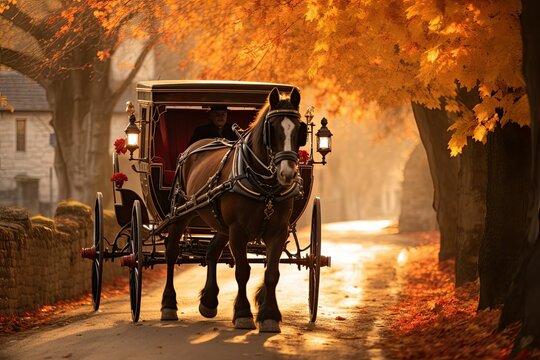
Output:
top-left (248, 96), bottom-right (297, 157)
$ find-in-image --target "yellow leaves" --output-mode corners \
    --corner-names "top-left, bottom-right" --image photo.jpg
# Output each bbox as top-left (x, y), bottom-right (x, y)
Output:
top-left (96, 50), bottom-right (111, 61)
top-left (428, 16), bottom-right (442, 31)
top-left (0, 94), bottom-right (15, 112)
top-left (473, 125), bottom-right (488, 143)
top-left (426, 47), bottom-right (440, 63)
top-left (0, 0), bottom-right (16, 14)
top-left (305, 1), bottom-right (319, 22)
top-left (445, 99), bottom-right (460, 113)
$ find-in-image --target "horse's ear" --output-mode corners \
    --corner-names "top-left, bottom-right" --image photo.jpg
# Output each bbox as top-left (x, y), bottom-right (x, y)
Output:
top-left (289, 88), bottom-right (301, 108)
top-left (269, 88), bottom-right (280, 108)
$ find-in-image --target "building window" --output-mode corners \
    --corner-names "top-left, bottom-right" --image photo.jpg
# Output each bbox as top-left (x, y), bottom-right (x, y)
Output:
top-left (16, 118), bottom-right (26, 152)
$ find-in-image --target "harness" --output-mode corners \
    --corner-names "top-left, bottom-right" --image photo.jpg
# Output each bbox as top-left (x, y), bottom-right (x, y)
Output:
top-left (168, 111), bottom-right (304, 239)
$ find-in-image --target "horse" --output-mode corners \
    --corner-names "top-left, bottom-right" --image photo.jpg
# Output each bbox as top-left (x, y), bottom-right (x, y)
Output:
top-left (161, 87), bottom-right (308, 333)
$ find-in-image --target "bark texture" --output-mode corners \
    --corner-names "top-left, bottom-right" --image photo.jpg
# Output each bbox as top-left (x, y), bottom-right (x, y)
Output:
top-left (455, 137), bottom-right (486, 286)
top-left (412, 102), bottom-right (459, 260)
top-left (454, 88), bottom-right (486, 286)
top-left (502, 0), bottom-right (540, 353)
top-left (478, 123), bottom-right (531, 310)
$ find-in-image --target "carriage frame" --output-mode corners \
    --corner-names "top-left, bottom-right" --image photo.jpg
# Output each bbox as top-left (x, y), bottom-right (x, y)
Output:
top-left (82, 80), bottom-right (331, 323)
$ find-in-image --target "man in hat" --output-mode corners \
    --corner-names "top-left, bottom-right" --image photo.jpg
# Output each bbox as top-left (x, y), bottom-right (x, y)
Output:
top-left (189, 105), bottom-right (238, 145)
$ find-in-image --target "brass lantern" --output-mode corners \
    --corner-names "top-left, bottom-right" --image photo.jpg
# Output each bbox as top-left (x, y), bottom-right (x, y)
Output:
top-left (316, 117), bottom-right (332, 164)
top-left (124, 101), bottom-right (140, 160)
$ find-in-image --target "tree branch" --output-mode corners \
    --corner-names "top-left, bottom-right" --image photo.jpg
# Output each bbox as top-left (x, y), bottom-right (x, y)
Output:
top-left (0, 46), bottom-right (47, 87)
top-left (105, 37), bottom-right (155, 113)
top-left (0, 4), bottom-right (51, 42)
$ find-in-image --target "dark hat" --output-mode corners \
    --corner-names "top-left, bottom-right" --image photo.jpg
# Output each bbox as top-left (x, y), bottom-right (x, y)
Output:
top-left (209, 104), bottom-right (228, 111)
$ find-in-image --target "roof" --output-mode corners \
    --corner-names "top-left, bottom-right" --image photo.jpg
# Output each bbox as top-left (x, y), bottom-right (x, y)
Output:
top-left (136, 80), bottom-right (297, 107)
top-left (0, 71), bottom-right (50, 112)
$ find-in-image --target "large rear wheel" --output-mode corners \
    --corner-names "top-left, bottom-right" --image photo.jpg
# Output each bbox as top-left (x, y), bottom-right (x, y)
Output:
top-left (91, 192), bottom-right (105, 311)
top-left (129, 200), bottom-right (144, 322)
top-left (308, 197), bottom-right (321, 323)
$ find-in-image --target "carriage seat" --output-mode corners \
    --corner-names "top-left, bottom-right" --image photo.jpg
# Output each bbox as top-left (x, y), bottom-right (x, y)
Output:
top-left (153, 108), bottom-right (258, 187)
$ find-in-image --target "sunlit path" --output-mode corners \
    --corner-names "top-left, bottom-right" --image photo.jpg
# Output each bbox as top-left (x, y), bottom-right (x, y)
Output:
top-left (0, 221), bottom-right (426, 360)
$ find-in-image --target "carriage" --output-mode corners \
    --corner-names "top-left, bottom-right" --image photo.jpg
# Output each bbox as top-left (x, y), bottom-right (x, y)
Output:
top-left (82, 80), bottom-right (332, 326)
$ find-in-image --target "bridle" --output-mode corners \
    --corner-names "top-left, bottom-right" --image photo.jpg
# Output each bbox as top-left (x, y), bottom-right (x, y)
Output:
top-left (263, 108), bottom-right (303, 167)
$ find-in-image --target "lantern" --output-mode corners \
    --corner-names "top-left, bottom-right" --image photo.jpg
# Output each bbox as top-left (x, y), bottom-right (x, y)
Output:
top-left (124, 101), bottom-right (140, 159)
top-left (315, 117), bottom-right (332, 164)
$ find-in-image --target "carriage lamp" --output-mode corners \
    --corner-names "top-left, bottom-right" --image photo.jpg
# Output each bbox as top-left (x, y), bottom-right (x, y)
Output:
top-left (316, 117), bottom-right (332, 165)
top-left (124, 101), bottom-right (140, 160)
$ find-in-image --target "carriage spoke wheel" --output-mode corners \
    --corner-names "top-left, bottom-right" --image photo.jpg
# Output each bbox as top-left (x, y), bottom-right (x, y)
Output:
top-left (129, 200), bottom-right (144, 322)
top-left (309, 197), bottom-right (321, 323)
top-left (91, 192), bottom-right (105, 311)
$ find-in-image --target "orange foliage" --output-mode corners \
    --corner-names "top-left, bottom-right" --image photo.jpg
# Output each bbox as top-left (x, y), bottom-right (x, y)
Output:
top-left (380, 240), bottom-right (529, 359)
top-left (1, 1), bottom-right (529, 153)
top-left (176, 0), bottom-right (528, 155)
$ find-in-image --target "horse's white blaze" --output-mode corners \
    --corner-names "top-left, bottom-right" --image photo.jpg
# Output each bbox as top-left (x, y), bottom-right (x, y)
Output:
top-left (279, 117), bottom-right (296, 177)
top-left (282, 117), bottom-right (295, 152)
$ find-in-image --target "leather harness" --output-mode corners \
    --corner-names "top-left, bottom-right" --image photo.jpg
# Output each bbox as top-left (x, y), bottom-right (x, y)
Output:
top-left (168, 125), bottom-right (303, 238)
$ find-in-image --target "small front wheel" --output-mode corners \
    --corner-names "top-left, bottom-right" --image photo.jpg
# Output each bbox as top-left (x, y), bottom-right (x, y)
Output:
top-left (308, 197), bottom-right (321, 323)
top-left (129, 200), bottom-right (144, 322)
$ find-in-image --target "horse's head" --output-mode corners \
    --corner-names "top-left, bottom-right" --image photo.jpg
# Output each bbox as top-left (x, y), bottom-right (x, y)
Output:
top-left (263, 88), bottom-right (308, 186)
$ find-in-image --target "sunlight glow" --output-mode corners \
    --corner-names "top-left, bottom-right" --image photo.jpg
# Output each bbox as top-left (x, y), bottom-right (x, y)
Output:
top-left (224, 332), bottom-right (256, 344)
top-left (190, 331), bottom-right (220, 344)
top-left (324, 220), bottom-right (395, 234)
top-left (397, 249), bottom-right (408, 266)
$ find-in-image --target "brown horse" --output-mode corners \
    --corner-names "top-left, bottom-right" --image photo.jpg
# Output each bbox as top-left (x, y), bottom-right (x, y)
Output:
top-left (161, 87), bottom-right (307, 332)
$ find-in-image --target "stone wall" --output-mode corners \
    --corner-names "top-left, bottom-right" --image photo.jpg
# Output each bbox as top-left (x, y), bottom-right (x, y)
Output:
top-left (0, 201), bottom-right (125, 316)
top-left (399, 143), bottom-right (438, 232)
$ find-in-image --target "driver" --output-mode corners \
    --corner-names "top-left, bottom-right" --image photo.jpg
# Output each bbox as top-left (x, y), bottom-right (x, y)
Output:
top-left (189, 105), bottom-right (238, 145)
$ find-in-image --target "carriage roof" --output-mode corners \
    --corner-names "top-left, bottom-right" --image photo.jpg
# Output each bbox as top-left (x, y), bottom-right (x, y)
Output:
top-left (136, 80), bottom-right (297, 107)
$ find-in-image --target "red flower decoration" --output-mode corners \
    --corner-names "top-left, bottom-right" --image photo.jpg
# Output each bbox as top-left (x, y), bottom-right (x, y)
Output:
top-left (110, 172), bottom-right (128, 188)
top-left (298, 149), bottom-right (309, 163)
top-left (114, 138), bottom-right (127, 154)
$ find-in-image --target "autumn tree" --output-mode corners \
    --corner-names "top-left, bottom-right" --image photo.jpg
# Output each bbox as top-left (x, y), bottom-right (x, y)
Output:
top-left (0, 0), bottom-right (198, 205)
top-left (176, 0), bottom-right (536, 350)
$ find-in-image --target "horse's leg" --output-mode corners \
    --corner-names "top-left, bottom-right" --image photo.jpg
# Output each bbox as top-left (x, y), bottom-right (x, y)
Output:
top-left (229, 226), bottom-right (256, 329)
top-left (256, 228), bottom-right (287, 333)
top-left (199, 232), bottom-right (229, 318)
top-left (161, 218), bottom-right (188, 321)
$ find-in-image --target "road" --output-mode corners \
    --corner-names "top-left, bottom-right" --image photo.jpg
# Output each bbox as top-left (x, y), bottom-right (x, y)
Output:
top-left (0, 221), bottom-right (424, 360)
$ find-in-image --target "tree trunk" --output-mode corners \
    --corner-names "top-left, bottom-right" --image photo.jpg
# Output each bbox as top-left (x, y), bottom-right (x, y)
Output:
top-left (412, 102), bottom-right (459, 260)
top-left (455, 137), bottom-right (486, 286)
top-left (478, 122), bottom-right (531, 310)
top-left (454, 87), bottom-right (486, 286)
top-left (47, 63), bottom-right (114, 205)
top-left (501, 0), bottom-right (540, 353)
top-left (398, 143), bottom-right (437, 232)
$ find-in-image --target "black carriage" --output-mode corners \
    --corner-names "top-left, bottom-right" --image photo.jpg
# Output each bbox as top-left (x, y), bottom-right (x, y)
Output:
top-left (82, 80), bottom-right (332, 323)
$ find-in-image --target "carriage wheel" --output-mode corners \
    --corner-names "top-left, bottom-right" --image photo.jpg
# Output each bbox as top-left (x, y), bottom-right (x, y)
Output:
top-left (91, 192), bottom-right (105, 311)
top-left (309, 197), bottom-right (322, 323)
top-left (129, 200), bottom-right (144, 322)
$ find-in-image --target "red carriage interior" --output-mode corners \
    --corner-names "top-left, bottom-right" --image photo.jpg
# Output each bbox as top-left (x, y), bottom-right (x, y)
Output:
top-left (153, 108), bottom-right (258, 186)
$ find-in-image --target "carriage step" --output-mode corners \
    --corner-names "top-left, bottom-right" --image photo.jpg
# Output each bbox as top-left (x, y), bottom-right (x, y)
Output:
top-left (81, 246), bottom-right (96, 260)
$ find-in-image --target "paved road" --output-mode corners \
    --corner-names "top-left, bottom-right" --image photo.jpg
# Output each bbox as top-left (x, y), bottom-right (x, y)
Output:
top-left (0, 221), bottom-right (424, 360)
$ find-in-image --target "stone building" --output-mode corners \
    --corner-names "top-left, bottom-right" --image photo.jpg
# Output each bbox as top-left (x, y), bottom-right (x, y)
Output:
top-left (0, 71), bottom-right (55, 216)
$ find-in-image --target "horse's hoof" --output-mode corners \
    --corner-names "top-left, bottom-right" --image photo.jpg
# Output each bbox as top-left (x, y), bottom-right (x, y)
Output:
top-left (234, 317), bottom-right (256, 330)
top-left (199, 303), bottom-right (217, 318)
top-left (160, 308), bottom-right (178, 321)
top-left (258, 319), bottom-right (281, 333)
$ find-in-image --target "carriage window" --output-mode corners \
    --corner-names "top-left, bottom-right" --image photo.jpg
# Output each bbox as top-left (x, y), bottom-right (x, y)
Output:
top-left (16, 118), bottom-right (26, 152)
